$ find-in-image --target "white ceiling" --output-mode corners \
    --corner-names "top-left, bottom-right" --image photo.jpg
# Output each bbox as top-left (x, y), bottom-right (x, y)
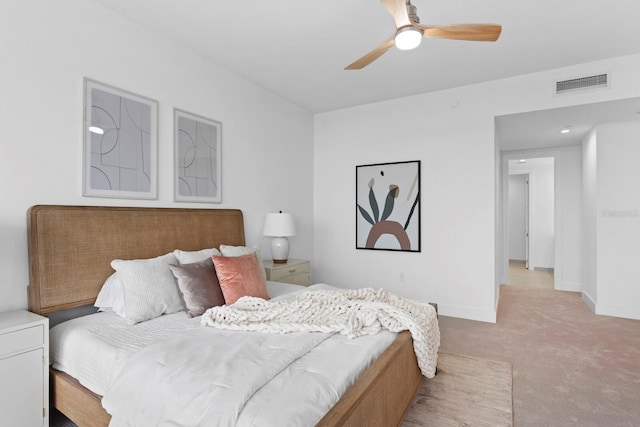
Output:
top-left (497, 97), bottom-right (640, 151)
top-left (90, 0), bottom-right (640, 151)
top-left (90, 0), bottom-right (640, 114)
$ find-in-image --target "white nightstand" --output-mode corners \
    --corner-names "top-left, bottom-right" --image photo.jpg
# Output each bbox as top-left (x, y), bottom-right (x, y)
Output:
top-left (0, 310), bottom-right (49, 426)
top-left (264, 258), bottom-right (311, 286)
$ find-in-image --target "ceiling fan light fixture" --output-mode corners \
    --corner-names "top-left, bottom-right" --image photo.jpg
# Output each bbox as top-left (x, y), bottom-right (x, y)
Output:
top-left (395, 26), bottom-right (422, 50)
top-left (345, 1), bottom-right (501, 69)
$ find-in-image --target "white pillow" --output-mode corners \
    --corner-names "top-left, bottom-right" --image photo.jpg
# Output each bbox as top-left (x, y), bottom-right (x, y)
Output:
top-left (173, 247), bottom-right (221, 264)
top-left (94, 273), bottom-right (126, 318)
top-left (219, 245), bottom-right (267, 282)
top-left (94, 272), bottom-right (119, 309)
top-left (111, 253), bottom-right (183, 325)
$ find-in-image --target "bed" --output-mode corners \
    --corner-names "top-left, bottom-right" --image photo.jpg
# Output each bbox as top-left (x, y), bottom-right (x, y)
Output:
top-left (27, 205), bottom-right (435, 426)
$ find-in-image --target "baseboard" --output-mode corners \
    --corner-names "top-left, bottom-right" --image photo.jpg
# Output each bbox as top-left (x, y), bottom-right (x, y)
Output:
top-left (556, 281), bottom-right (582, 292)
top-left (595, 303), bottom-right (640, 320)
top-left (532, 267), bottom-right (554, 272)
top-left (581, 291), bottom-right (596, 313)
top-left (582, 292), bottom-right (640, 320)
top-left (438, 303), bottom-right (497, 323)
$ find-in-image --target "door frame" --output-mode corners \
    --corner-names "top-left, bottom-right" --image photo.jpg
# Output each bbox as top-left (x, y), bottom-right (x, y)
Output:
top-left (500, 149), bottom-right (562, 288)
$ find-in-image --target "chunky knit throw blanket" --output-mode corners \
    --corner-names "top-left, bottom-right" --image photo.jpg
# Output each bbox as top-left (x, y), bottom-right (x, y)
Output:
top-left (201, 288), bottom-right (440, 378)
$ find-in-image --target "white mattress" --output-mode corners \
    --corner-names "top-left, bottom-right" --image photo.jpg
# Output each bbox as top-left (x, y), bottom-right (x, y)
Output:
top-left (50, 282), bottom-right (397, 424)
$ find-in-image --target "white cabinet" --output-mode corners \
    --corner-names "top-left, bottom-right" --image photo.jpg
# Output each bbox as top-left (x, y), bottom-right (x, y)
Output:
top-left (0, 310), bottom-right (49, 426)
top-left (264, 259), bottom-right (311, 286)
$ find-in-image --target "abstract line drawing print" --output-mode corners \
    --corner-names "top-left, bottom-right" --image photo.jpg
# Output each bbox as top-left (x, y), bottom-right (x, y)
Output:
top-left (356, 161), bottom-right (421, 252)
top-left (83, 79), bottom-right (157, 199)
top-left (174, 109), bottom-right (222, 203)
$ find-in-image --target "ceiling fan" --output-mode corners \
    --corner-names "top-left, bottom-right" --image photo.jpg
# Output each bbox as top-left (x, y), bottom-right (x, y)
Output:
top-left (345, 0), bottom-right (502, 70)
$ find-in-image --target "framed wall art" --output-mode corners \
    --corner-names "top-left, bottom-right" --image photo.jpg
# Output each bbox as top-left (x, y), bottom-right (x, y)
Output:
top-left (356, 160), bottom-right (421, 252)
top-left (174, 109), bottom-right (222, 203)
top-left (83, 78), bottom-right (158, 199)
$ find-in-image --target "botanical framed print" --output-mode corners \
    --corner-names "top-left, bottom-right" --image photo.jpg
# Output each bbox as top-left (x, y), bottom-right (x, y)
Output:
top-left (356, 160), bottom-right (421, 252)
top-left (174, 109), bottom-right (222, 203)
top-left (83, 78), bottom-right (158, 199)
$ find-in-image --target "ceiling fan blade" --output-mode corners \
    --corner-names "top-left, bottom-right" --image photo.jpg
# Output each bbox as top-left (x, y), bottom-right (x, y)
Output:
top-left (380, 0), bottom-right (411, 28)
top-left (345, 37), bottom-right (396, 70)
top-left (416, 24), bottom-right (502, 41)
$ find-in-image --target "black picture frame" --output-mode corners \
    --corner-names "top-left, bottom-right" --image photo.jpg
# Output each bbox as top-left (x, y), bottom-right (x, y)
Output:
top-left (356, 160), bottom-right (421, 252)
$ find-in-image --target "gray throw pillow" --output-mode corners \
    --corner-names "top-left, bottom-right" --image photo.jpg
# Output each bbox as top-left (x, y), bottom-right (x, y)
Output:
top-left (169, 258), bottom-right (225, 317)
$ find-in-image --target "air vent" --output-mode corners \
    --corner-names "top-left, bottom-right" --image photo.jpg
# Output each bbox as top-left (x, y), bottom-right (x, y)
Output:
top-left (555, 74), bottom-right (608, 94)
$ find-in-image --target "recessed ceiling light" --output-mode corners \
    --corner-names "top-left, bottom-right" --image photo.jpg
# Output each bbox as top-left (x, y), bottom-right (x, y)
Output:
top-left (560, 126), bottom-right (572, 134)
top-left (89, 126), bottom-right (104, 135)
top-left (518, 159), bottom-right (526, 163)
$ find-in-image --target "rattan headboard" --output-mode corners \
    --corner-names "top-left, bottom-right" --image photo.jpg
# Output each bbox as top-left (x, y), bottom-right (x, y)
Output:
top-left (27, 205), bottom-right (245, 315)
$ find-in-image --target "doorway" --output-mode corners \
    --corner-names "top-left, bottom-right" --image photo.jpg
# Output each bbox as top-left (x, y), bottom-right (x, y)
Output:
top-left (503, 155), bottom-right (557, 289)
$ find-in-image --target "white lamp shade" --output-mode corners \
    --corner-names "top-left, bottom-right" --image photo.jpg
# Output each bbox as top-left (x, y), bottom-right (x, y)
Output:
top-left (263, 213), bottom-right (296, 237)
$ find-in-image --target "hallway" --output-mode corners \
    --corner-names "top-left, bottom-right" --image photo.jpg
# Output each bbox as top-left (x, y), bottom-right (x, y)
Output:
top-left (508, 260), bottom-right (554, 289)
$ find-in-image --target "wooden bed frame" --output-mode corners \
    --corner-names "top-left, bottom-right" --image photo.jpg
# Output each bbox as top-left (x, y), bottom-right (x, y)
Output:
top-left (27, 205), bottom-right (424, 426)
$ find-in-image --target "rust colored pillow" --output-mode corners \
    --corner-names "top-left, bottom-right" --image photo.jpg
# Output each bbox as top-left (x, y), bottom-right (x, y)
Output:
top-left (212, 253), bottom-right (270, 305)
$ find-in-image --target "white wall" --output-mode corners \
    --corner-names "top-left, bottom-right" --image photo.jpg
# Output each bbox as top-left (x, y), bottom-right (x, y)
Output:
top-left (581, 130), bottom-right (598, 308)
top-left (508, 174), bottom-right (527, 260)
top-left (0, 0), bottom-right (314, 312)
top-left (532, 163), bottom-right (555, 269)
top-left (315, 54), bottom-right (640, 322)
top-left (315, 96), bottom-right (498, 322)
top-left (591, 122), bottom-right (640, 319)
top-left (558, 145), bottom-right (584, 290)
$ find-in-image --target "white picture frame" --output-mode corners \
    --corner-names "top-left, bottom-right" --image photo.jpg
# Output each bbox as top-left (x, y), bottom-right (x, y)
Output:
top-left (174, 108), bottom-right (222, 203)
top-left (83, 78), bottom-right (158, 199)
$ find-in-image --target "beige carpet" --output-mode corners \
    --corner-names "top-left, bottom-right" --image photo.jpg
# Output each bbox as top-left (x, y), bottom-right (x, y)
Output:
top-left (508, 260), bottom-right (554, 289)
top-left (439, 286), bottom-right (640, 426)
top-left (402, 352), bottom-right (513, 427)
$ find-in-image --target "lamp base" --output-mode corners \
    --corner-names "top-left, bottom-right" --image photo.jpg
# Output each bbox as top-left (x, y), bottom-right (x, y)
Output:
top-left (270, 236), bottom-right (290, 264)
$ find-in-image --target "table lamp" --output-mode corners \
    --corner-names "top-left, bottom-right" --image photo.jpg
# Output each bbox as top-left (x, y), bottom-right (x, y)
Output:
top-left (263, 212), bottom-right (296, 263)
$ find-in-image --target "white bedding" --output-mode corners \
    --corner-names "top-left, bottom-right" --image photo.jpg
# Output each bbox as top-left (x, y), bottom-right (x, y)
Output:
top-left (50, 281), bottom-right (309, 394)
top-left (49, 282), bottom-right (400, 426)
top-left (201, 287), bottom-right (439, 377)
top-left (49, 307), bottom-right (201, 396)
top-left (103, 329), bottom-right (332, 426)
